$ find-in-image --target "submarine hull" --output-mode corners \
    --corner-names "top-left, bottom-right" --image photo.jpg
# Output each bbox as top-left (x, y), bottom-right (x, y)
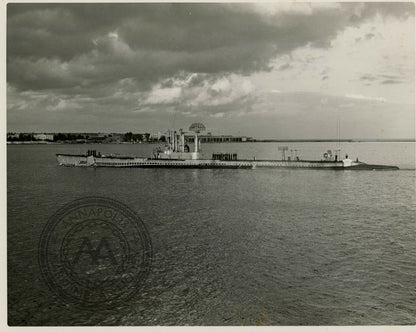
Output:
top-left (56, 154), bottom-right (399, 170)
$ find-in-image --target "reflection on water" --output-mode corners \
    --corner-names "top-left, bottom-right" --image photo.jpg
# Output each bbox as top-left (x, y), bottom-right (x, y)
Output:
top-left (7, 142), bottom-right (416, 325)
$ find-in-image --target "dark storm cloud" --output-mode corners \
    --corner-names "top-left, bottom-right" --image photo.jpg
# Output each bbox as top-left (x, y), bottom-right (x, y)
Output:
top-left (7, 2), bottom-right (415, 133)
top-left (8, 2), bottom-right (413, 93)
top-left (365, 33), bottom-right (375, 40)
top-left (359, 73), bottom-right (407, 86)
top-left (278, 63), bottom-right (292, 71)
top-left (381, 79), bottom-right (402, 84)
top-left (360, 74), bottom-right (377, 81)
top-left (381, 74), bottom-right (403, 80)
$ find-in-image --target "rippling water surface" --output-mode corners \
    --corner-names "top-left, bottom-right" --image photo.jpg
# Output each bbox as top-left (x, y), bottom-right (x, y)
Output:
top-left (7, 142), bottom-right (415, 325)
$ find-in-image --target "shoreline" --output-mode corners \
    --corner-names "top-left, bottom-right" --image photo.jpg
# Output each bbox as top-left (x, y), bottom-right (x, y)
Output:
top-left (7, 139), bottom-right (416, 145)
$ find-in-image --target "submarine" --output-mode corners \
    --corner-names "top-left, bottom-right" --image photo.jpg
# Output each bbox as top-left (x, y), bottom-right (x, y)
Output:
top-left (56, 123), bottom-right (399, 170)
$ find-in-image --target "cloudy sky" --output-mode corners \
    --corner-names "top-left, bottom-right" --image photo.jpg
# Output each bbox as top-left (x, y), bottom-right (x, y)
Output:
top-left (7, 2), bottom-right (415, 138)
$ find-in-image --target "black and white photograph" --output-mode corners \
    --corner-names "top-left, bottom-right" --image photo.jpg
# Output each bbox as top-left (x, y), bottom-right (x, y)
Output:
top-left (5, 1), bottom-right (416, 327)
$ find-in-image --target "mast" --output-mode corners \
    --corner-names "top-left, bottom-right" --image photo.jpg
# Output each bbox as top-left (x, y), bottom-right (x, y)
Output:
top-left (189, 123), bottom-right (206, 154)
top-left (338, 118), bottom-right (340, 150)
top-left (336, 114), bottom-right (341, 160)
top-left (194, 132), bottom-right (198, 153)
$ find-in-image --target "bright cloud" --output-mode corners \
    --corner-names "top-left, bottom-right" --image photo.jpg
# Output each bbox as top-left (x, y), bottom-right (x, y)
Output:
top-left (6, 3), bottom-right (415, 138)
top-left (143, 73), bottom-right (255, 107)
top-left (345, 94), bottom-right (385, 103)
top-left (145, 86), bottom-right (182, 104)
top-left (251, 13), bottom-right (414, 105)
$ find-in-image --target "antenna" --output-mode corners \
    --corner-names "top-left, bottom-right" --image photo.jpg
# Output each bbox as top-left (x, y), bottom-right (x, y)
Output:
top-left (171, 105), bottom-right (179, 129)
top-left (189, 123), bottom-right (206, 153)
top-left (189, 123), bottom-right (206, 134)
top-left (334, 109), bottom-right (340, 160)
top-left (278, 146), bottom-right (288, 160)
top-left (337, 117), bottom-right (340, 149)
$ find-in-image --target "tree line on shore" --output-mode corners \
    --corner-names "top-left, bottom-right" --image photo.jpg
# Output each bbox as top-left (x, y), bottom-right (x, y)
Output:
top-left (7, 132), bottom-right (166, 143)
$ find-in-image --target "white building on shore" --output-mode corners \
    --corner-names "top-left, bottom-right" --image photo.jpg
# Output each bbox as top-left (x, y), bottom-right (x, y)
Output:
top-left (33, 133), bottom-right (54, 141)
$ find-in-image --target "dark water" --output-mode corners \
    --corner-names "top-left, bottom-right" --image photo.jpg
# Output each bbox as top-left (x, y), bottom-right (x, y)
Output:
top-left (7, 142), bottom-right (416, 325)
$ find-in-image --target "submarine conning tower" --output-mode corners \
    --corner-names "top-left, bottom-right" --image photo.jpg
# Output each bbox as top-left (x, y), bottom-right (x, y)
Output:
top-left (158, 122), bottom-right (206, 160)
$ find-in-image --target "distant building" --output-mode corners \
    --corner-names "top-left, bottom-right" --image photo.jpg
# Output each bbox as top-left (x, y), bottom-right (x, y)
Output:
top-left (87, 134), bottom-right (106, 143)
top-left (7, 133), bottom-right (19, 140)
top-left (33, 133), bottom-right (54, 141)
top-left (184, 134), bottom-right (252, 143)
